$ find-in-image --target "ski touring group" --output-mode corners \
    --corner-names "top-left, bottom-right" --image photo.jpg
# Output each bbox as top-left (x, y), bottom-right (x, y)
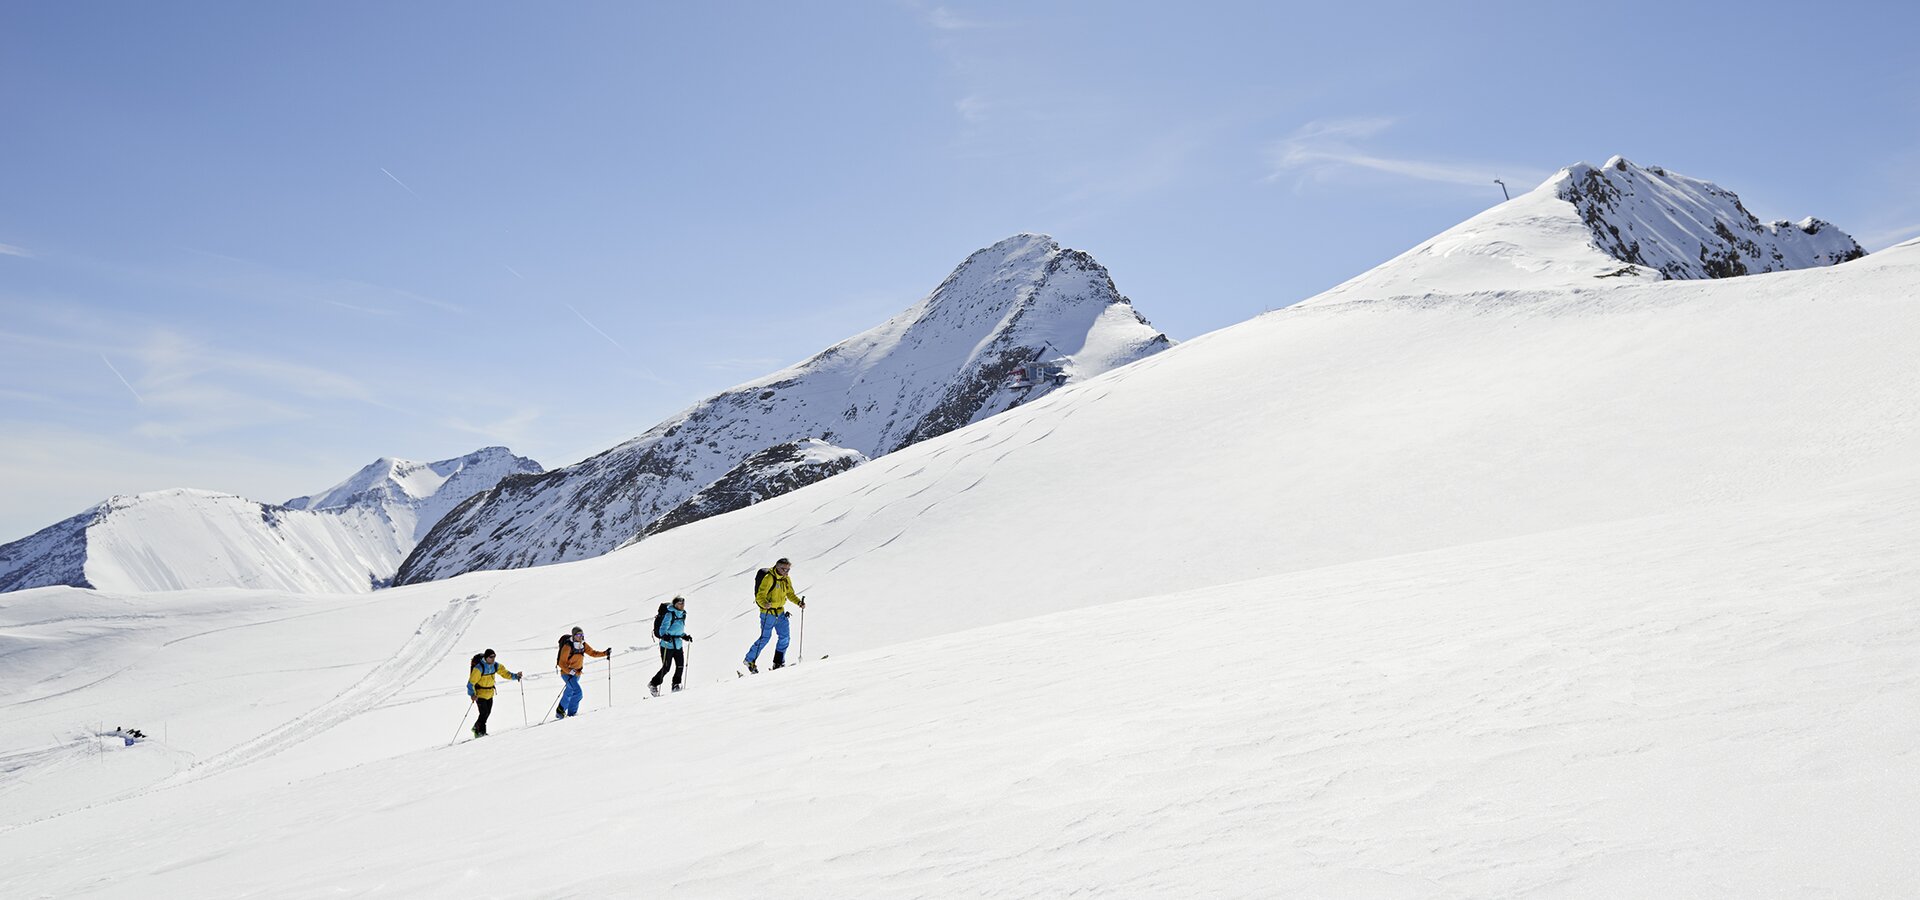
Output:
top-left (457, 558), bottom-right (808, 741)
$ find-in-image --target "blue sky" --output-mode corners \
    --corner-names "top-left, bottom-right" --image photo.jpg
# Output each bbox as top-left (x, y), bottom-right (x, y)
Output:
top-left (3, 0), bottom-right (1917, 541)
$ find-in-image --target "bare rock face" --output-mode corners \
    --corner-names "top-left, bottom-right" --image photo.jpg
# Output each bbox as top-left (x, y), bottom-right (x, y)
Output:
top-left (1306, 156), bottom-right (1865, 306)
top-left (396, 235), bottom-right (1171, 585)
top-left (0, 509), bottom-right (94, 592)
top-left (1558, 157), bottom-right (1865, 280)
top-left (643, 439), bottom-right (868, 539)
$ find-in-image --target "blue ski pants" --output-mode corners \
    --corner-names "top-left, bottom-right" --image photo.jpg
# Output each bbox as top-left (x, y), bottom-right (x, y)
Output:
top-left (745, 612), bottom-right (790, 663)
top-left (560, 673), bottom-right (584, 716)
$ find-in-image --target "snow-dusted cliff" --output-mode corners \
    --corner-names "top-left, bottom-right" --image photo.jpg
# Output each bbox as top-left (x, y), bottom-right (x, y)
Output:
top-left (641, 439), bottom-right (869, 539)
top-left (1305, 156), bottom-right (1865, 304)
top-left (0, 448), bottom-right (541, 594)
top-left (395, 234), bottom-right (1170, 584)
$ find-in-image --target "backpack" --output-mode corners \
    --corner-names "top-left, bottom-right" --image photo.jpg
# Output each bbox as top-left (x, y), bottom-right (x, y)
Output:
top-left (753, 568), bottom-right (774, 603)
top-left (653, 602), bottom-right (671, 640)
top-left (470, 652), bottom-right (484, 669)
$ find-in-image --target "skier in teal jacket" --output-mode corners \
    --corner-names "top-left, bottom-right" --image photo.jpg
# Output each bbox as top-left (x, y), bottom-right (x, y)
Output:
top-left (651, 596), bottom-right (691, 696)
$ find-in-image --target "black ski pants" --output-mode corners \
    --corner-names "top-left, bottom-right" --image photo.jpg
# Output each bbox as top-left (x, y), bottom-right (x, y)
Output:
top-left (473, 697), bottom-right (494, 735)
top-left (651, 647), bottom-right (684, 688)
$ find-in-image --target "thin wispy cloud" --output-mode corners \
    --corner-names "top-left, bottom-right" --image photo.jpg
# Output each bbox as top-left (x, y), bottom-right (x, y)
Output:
top-left (504, 264), bottom-right (527, 280)
top-left (181, 248), bottom-right (465, 314)
top-left (563, 302), bottom-right (628, 353)
top-left (100, 353), bottom-right (143, 403)
top-left (1267, 118), bottom-right (1544, 189)
top-left (380, 167), bottom-right (422, 199)
top-left (0, 242), bottom-right (33, 257)
top-left (704, 357), bottom-right (784, 372)
top-left (1858, 222), bottom-right (1920, 249)
top-left (925, 5), bottom-right (991, 30)
top-left (956, 94), bottom-right (991, 124)
top-left (327, 299), bottom-right (400, 316)
top-left (103, 328), bottom-right (409, 441)
top-left (443, 407), bottom-right (543, 447)
top-left (0, 387), bottom-right (55, 405)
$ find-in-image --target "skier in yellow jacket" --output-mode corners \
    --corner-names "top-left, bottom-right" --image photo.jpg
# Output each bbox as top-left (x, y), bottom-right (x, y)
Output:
top-left (744, 557), bottom-right (805, 673)
top-left (465, 649), bottom-right (522, 738)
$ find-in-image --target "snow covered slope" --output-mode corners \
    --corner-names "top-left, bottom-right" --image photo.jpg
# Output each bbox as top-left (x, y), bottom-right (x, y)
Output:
top-left (1306, 156), bottom-right (1865, 304)
top-left (0, 448), bottom-right (540, 594)
top-left (4, 470), bottom-right (1916, 896)
top-left (3, 226), bottom-right (1917, 895)
top-left (395, 234), bottom-right (1169, 584)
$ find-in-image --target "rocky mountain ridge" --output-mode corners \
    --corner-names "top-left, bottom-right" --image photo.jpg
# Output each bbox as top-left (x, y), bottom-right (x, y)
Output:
top-left (395, 234), bottom-right (1171, 585)
top-left (1305, 156), bottom-right (1865, 305)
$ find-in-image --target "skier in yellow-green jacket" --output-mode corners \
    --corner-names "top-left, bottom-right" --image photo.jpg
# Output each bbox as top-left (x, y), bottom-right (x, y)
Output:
top-left (743, 557), bottom-right (805, 673)
top-left (465, 649), bottom-right (522, 738)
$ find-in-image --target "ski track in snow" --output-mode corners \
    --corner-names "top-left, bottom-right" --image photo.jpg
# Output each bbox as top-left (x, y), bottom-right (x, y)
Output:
top-left (159, 595), bottom-right (483, 788)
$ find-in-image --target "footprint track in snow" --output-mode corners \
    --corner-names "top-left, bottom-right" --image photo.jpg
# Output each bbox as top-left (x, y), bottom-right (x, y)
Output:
top-left (161, 595), bottom-right (484, 786)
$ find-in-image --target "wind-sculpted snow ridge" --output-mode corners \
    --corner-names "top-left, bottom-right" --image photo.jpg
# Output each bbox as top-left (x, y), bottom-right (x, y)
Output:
top-left (395, 234), bottom-right (1171, 585)
top-left (1306, 156), bottom-right (1865, 305)
top-left (0, 447), bottom-right (541, 595)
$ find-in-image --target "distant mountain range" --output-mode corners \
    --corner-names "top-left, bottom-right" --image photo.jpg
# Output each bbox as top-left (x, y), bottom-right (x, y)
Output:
top-left (3, 168), bottom-right (1868, 596)
top-left (0, 447), bottom-right (540, 594)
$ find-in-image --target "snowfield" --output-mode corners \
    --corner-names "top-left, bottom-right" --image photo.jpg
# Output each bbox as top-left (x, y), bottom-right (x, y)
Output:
top-left (2, 180), bottom-right (1917, 895)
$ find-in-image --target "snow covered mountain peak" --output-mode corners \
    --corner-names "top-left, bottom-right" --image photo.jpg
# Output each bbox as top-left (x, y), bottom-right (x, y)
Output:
top-left (395, 235), bottom-right (1170, 584)
top-left (0, 447), bottom-right (542, 594)
top-left (1306, 157), bottom-right (1865, 305)
top-left (286, 447), bottom-right (540, 518)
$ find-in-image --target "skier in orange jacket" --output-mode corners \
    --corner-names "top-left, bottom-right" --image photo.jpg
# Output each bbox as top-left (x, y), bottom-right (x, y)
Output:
top-left (554, 626), bottom-right (609, 719)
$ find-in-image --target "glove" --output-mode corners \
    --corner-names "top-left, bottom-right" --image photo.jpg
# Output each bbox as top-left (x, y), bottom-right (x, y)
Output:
top-left (796, 598), bottom-right (807, 608)
top-left (683, 635), bottom-right (694, 643)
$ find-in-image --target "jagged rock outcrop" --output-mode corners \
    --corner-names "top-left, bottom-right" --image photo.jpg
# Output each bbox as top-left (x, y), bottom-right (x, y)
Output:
top-left (1307, 156), bottom-right (1865, 305)
top-left (1559, 157), bottom-right (1864, 280)
top-left (642, 439), bottom-right (868, 538)
top-left (396, 234), bottom-right (1171, 584)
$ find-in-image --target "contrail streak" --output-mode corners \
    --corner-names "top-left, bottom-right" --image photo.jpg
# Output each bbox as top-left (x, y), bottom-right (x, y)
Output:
top-left (100, 354), bottom-right (143, 403)
top-left (564, 303), bottom-right (628, 353)
top-left (380, 167), bottom-right (421, 198)
top-left (504, 264), bottom-right (527, 280)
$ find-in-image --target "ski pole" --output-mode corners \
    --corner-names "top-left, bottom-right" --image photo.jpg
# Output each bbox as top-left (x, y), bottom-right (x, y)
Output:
top-left (542, 667), bottom-right (566, 724)
top-left (607, 648), bottom-right (614, 709)
top-left (798, 604), bottom-right (805, 663)
top-left (519, 676), bottom-right (528, 727)
top-left (451, 696), bottom-right (474, 746)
